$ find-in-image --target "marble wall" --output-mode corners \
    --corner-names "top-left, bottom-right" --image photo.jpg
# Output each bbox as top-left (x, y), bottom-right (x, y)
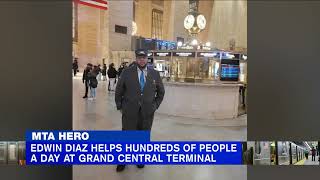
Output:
top-left (134, 0), bottom-right (152, 38)
top-left (134, 0), bottom-right (189, 42)
top-left (171, 0), bottom-right (190, 42)
top-left (108, 0), bottom-right (133, 51)
top-left (77, 4), bottom-right (108, 68)
top-left (207, 0), bottom-right (247, 51)
top-left (198, 0), bottom-right (214, 44)
top-left (157, 83), bottom-right (241, 120)
top-left (76, 1), bottom-right (133, 68)
top-left (163, 0), bottom-right (174, 41)
top-left (132, 0), bottom-right (247, 50)
top-left (109, 51), bottom-right (135, 69)
top-left (74, 0), bottom-right (247, 69)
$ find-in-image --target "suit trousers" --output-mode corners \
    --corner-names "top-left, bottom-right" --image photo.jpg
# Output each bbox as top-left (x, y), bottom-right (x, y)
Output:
top-left (109, 78), bottom-right (116, 91)
top-left (136, 107), bottom-right (144, 130)
top-left (84, 81), bottom-right (89, 97)
top-left (122, 107), bottom-right (147, 131)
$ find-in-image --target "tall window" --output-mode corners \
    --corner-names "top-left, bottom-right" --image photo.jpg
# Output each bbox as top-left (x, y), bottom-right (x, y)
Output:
top-left (152, 9), bottom-right (163, 40)
top-left (115, 25), bottom-right (128, 34)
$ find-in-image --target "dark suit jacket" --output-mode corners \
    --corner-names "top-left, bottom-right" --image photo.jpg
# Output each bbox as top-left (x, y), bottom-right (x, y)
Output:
top-left (115, 64), bottom-right (165, 130)
top-left (82, 68), bottom-right (90, 82)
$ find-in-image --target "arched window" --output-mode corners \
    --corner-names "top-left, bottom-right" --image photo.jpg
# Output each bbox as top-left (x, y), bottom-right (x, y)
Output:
top-left (152, 9), bottom-right (163, 40)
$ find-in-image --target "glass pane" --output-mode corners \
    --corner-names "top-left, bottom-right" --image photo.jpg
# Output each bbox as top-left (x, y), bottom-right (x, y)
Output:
top-left (170, 58), bottom-right (177, 78)
top-left (171, 57), bottom-right (188, 79)
top-left (185, 58), bottom-right (194, 78)
top-left (197, 57), bottom-right (217, 80)
top-left (178, 58), bottom-right (186, 79)
top-left (194, 58), bottom-right (201, 79)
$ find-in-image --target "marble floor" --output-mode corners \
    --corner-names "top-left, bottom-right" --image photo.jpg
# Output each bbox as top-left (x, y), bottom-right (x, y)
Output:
top-left (303, 155), bottom-right (319, 165)
top-left (72, 75), bottom-right (247, 180)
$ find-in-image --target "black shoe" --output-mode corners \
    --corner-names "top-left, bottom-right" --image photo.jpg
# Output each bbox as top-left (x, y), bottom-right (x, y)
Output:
top-left (137, 164), bottom-right (145, 169)
top-left (116, 165), bottom-right (126, 172)
top-left (83, 96), bottom-right (87, 98)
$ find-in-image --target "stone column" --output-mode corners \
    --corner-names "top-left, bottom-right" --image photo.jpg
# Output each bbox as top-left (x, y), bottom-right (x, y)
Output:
top-left (198, 0), bottom-right (214, 44)
top-left (163, 0), bottom-right (174, 41)
top-left (77, 5), bottom-right (108, 69)
top-left (172, 0), bottom-right (189, 42)
top-left (134, 0), bottom-right (152, 38)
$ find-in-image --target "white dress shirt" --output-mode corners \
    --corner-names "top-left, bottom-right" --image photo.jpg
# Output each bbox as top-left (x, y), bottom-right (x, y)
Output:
top-left (137, 66), bottom-right (148, 83)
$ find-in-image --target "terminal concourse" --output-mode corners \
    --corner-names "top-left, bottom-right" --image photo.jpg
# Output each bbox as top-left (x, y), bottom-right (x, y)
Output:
top-left (72, 0), bottom-right (247, 179)
top-left (73, 74), bottom-right (247, 180)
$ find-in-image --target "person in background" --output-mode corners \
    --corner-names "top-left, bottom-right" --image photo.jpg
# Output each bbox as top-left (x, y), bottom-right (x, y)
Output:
top-left (88, 66), bottom-right (99, 100)
top-left (318, 145), bottom-right (320, 161)
top-left (107, 63), bottom-right (118, 91)
top-left (114, 49), bottom-right (165, 172)
top-left (72, 58), bottom-right (79, 76)
top-left (102, 64), bottom-right (107, 81)
top-left (305, 149), bottom-right (309, 160)
top-left (82, 63), bottom-right (92, 98)
top-left (311, 147), bottom-right (316, 161)
top-left (239, 84), bottom-right (246, 107)
top-left (96, 64), bottom-right (102, 81)
top-left (117, 63), bottom-right (125, 77)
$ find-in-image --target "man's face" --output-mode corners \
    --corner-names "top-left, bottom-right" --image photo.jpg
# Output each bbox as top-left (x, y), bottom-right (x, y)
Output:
top-left (136, 56), bottom-right (147, 68)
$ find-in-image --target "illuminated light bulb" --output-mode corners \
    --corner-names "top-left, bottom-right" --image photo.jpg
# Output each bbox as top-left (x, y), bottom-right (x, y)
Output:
top-left (191, 39), bottom-right (198, 45)
top-left (242, 55), bottom-right (247, 60)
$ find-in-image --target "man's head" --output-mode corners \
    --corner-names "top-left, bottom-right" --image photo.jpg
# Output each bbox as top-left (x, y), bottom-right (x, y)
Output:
top-left (87, 63), bottom-right (93, 69)
top-left (135, 49), bottom-right (148, 69)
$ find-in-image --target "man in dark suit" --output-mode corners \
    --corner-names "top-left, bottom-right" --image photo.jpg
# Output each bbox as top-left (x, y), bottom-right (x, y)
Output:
top-left (115, 49), bottom-right (165, 172)
top-left (82, 63), bottom-right (92, 98)
top-left (72, 58), bottom-right (79, 77)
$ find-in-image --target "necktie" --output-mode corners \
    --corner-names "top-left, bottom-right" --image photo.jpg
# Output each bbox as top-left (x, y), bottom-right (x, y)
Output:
top-left (140, 70), bottom-right (145, 92)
